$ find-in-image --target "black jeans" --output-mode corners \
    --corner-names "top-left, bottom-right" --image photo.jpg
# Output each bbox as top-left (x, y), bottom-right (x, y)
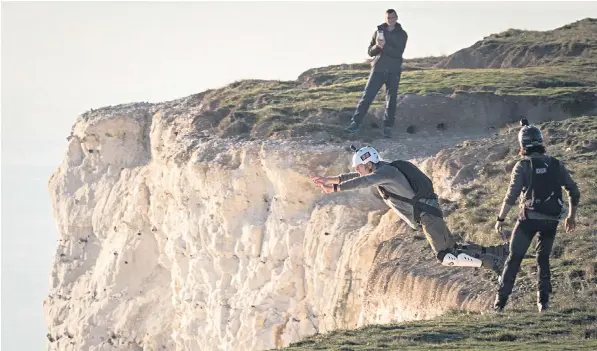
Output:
top-left (350, 69), bottom-right (401, 128)
top-left (497, 218), bottom-right (558, 303)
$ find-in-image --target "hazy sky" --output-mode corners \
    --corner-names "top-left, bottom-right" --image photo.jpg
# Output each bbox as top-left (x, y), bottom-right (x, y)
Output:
top-left (2, 1), bottom-right (597, 350)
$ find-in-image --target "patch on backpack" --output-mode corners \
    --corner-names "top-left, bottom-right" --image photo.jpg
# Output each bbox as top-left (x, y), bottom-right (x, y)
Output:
top-left (536, 168), bottom-right (547, 174)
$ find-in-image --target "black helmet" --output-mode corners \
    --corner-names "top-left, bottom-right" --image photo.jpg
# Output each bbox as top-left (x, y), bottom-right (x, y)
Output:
top-left (518, 118), bottom-right (543, 148)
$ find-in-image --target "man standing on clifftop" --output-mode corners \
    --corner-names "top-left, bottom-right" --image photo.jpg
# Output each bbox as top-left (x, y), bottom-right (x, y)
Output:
top-left (347, 9), bottom-right (408, 138)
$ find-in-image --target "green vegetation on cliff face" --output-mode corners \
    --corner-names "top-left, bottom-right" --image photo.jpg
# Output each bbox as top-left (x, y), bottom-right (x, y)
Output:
top-left (217, 66), bottom-right (597, 113)
top-left (199, 63), bottom-right (596, 138)
top-left (212, 64), bottom-right (596, 111)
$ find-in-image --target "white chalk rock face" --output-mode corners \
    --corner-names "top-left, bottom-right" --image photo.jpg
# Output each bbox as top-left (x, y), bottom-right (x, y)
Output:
top-left (45, 102), bottom-right (494, 351)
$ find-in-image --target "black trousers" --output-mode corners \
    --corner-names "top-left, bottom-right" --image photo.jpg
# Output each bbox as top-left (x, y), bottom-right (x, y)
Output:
top-left (350, 70), bottom-right (401, 128)
top-left (497, 218), bottom-right (558, 303)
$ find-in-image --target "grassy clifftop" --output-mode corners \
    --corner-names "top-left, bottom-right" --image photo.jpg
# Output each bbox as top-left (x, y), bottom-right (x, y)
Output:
top-left (185, 18), bottom-right (597, 139)
top-left (435, 17), bottom-right (597, 69)
top-left (194, 62), bottom-right (595, 138)
top-left (282, 309), bottom-right (597, 350)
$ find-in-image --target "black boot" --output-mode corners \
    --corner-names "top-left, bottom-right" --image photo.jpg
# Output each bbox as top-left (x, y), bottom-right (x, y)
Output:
top-left (492, 255), bottom-right (506, 277)
top-left (493, 294), bottom-right (507, 312)
top-left (481, 242), bottom-right (510, 259)
top-left (383, 126), bottom-right (392, 138)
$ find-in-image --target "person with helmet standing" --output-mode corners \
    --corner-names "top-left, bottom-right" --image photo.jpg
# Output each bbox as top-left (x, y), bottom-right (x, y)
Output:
top-left (493, 119), bottom-right (580, 312)
top-left (311, 145), bottom-right (509, 275)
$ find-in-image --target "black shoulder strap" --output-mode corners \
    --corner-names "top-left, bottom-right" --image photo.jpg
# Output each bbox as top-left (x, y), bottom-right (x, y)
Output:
top-left (521, 157), bottom-right (536, 207)
top-left (378, 187), bottom-right (443, 222)
top-left (388, 160), bottom-right (418, 193)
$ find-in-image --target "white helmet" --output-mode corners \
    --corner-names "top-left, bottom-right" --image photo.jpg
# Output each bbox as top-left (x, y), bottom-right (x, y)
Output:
top-left (351, 146), bottom-right (380, 167)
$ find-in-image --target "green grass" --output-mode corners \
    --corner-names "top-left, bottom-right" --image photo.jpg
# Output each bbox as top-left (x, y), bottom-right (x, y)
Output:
top-left (209, 64), bottom-right (597, 112)
top-left (281, 309), bottom-right (597, 350)
top-left (433, 18), bottom-right (597, 69)
top-left (397, 65), bottom-right (597, 96)
top-left (199, 62), bottom-right (597, 138)
top-left (483, 18), bottom-right (597, 46)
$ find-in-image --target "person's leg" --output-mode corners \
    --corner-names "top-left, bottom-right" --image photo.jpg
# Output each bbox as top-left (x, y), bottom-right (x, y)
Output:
top-left (536, 220), bottom-right (558, 312)
top-left (419, 213), bottom-right (457, 261)
top-left (494, 219), bottom-right (536, 311)
top-left (382, 70), bottom-right (401, 137)
top-left (455, 239), bottom-right (510, 275)
top-left (483, 242), bottom-right (510, 258)
top-left (348, 70), bottom-right (386, 131)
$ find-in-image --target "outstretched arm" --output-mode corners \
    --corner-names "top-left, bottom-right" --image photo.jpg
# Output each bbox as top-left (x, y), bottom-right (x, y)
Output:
top-left (339, 172), bottom-right (360, 183)
top-left (311, 172), bottom-right (360, 187)
top-left (338, 171), bottom-right (390, 191)
top-left (318, 172), bottom-right (389, 194)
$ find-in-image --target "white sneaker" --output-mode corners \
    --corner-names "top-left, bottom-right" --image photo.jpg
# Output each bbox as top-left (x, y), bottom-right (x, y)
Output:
top-left (442, 253), bottom-right (482, 268)
top-left (441, 253), bottom-right (458, 266)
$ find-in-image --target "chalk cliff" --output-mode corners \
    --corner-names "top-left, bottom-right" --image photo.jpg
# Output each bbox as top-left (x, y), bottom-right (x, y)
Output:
top-left (44, 100), bottom-right (503, 350)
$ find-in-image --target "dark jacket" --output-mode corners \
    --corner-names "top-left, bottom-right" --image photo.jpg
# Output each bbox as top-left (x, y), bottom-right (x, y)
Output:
top-left (368, 23), bottom-right (408, 72)
top-left (504, 153), bottom-right (580, 220)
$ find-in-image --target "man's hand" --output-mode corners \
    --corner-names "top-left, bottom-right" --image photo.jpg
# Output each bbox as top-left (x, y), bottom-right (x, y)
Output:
top-left (565, 217), bottom-right (576, 233)
top-left (310, 175), bottom-right (338, 186)
top-left (495, 220), bottom-right (508, 242)
top-left (495, 204), bottom-right (512, 242)
top-left (376, 38), bottom-right (385, 49)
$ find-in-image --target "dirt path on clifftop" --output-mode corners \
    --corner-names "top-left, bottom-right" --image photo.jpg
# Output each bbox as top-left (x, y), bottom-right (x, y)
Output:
top-left (350, 129), bottom-right (494, 161)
